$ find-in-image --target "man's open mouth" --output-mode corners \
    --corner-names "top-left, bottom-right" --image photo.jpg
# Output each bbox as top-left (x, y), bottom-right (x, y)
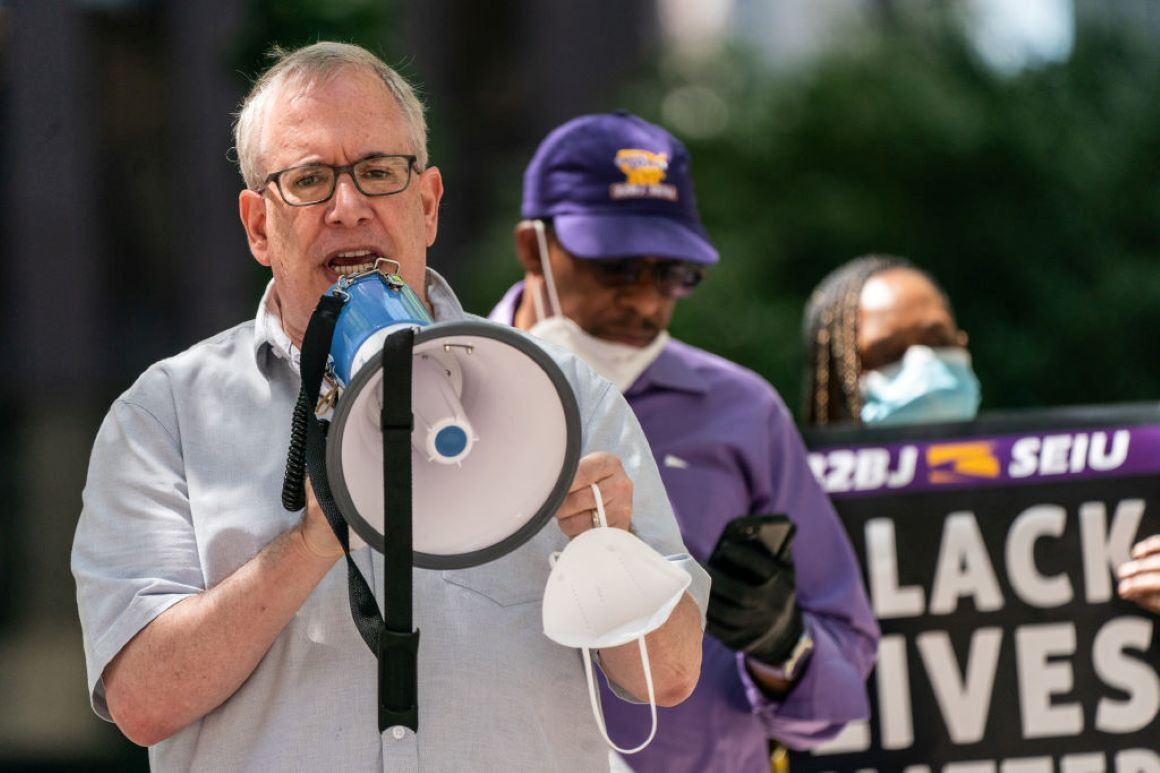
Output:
top-left (328, 249), bottom-right (383, 276)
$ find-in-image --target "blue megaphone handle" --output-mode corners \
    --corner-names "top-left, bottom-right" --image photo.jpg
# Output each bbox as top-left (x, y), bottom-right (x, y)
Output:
top-left (328, 270), bottom-right (433, 384)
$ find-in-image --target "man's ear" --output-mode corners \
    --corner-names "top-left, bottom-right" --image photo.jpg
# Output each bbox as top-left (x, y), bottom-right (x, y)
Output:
top-left (514, 221), bottom-right (544, 275)
top-left (418, 166), bottom-right (444, 247)
top-left (239, 189), bottom-right (271, 267)
top-left (957, 329), bottom-right (970, 348)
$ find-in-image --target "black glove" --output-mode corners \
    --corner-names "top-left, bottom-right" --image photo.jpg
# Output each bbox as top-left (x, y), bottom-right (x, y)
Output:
top-left (705, 514), bottom-right (803, 666)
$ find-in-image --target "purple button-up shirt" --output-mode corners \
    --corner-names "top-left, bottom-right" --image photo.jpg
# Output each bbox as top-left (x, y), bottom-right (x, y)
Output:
top-left (490, 282), bottom-right (879, 772)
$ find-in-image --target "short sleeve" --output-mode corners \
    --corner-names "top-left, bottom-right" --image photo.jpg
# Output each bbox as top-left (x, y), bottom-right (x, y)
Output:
top-left (71, 395), bottom-right (205, 720)
top-left (572, 375), bottom-right (712, 705)
top-left (576, 379), bottom-right (711, 621)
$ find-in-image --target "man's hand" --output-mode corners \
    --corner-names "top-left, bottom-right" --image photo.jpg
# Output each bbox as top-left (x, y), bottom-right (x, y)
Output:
top-left (1118, 534), bottom-right (1160, 615)
top-left (705, 515), bottom-right (802, 667)
top-left (294, 479), bottom-right (344, 559)
top-left (555, 451), bottom-right (633, 538)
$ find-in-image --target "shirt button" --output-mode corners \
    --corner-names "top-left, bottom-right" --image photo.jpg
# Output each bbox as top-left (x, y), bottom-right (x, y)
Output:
top-left (391, 726), bottom-right (406, 740)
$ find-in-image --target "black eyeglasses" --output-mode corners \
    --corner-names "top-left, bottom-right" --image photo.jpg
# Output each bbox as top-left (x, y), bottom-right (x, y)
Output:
top-left (259, 154), bottom-right (418, 206)
top-left (584, 258), bottom-right (706, 299)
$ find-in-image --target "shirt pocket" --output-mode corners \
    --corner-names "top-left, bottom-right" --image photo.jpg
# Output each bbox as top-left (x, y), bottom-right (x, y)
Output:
top-left (440, 528), bottom-right (559, 607)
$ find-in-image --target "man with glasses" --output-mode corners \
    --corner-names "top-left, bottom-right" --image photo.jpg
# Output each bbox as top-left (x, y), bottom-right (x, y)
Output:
top-left (490, 112), bottom-right (879, 772)
top-left (72, 46), bottom-right (708, 770)
top-left (263, 154), bottom-right (419, 208)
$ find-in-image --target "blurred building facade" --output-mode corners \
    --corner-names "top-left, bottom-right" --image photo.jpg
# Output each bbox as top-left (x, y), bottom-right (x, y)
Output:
top-left (2, 2), bottom-right (250, 767)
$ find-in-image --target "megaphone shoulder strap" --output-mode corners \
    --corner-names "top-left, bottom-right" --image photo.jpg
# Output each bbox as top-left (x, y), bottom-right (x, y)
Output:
top-left (378, 327), bottom-right (414, 630)
top-left (286, 294), bottom-right (386, 656)
top-left (376, 326), bottom-right (421, 733)
top-left (288, 294), bottom-right (422, 734)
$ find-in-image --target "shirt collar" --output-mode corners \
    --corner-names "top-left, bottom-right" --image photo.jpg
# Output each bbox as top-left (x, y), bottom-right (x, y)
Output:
top-left (253, 267), bottom-right (467, 374)
top-left (254, 279), bottom-right (299, 371)
top-left (626, 341), bottom-right (708, 396)
top-left (488, 280), bottom-right (524, 326)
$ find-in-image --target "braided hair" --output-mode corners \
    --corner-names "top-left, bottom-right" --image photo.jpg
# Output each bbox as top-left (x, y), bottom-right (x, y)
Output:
top-left (801, 254), bottom-right (915, 426)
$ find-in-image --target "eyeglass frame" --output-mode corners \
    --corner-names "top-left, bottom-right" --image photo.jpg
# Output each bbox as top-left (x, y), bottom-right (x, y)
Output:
top-left (580, 257), bottom-right (706, 299)
top-left (257, 153), bottom-right (420, 207)
top-left (538, 220), bottom-right (707, 299)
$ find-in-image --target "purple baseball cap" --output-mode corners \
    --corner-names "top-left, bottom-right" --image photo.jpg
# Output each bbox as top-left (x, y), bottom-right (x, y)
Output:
top-left (521, 111), bottom-right (719, 265)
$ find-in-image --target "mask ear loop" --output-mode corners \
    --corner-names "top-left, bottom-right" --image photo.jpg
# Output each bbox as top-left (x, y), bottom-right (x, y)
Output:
top-left (547, 482), bottom-right (610, 569)
top-left (532, 219), bottom-right (564, 322)
top-left (580, 483), bottom-right (659, 755)
top-left (591, 482), bottom-right (609, 528)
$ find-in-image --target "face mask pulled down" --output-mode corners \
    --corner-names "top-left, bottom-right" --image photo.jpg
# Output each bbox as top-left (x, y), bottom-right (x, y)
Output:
top-left (859, 344), bottom-right (981, 425)
top-left (526, 220), bottom-right (668, 392)
top-left (542, 484), bottom-right (691, 754)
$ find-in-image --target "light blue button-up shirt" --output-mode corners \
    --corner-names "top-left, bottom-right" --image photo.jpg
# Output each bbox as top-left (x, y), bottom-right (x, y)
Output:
top-left (73, 270), bottom-right (708, 772)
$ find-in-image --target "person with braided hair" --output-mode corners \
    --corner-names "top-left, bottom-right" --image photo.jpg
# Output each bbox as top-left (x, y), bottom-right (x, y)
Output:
top-left (802, 254), bottom-right (981, 427)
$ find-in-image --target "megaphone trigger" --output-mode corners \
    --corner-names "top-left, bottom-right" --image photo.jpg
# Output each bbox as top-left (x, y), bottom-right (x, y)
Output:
top-left (315, 375), bottom-right (340, 417)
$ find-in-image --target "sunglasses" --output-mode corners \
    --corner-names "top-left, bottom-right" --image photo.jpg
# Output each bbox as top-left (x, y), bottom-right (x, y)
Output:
top-left (584, 258), bottom-right (706, 299)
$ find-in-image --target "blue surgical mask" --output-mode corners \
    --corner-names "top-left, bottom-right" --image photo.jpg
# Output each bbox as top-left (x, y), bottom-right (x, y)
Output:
top-left (859, 345), bottom-right (981, 426)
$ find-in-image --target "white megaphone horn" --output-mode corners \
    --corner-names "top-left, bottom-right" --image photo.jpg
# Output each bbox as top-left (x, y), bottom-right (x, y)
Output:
top-left (316, 259), bottom-right (581, 569)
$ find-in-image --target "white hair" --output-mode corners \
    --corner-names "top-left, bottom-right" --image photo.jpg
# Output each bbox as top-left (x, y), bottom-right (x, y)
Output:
top-left (233, 42), bottom-right (428, 190)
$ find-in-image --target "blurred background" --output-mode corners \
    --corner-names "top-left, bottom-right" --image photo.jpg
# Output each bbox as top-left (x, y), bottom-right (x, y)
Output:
top-left (2, 0), bottom-right (1159, 768)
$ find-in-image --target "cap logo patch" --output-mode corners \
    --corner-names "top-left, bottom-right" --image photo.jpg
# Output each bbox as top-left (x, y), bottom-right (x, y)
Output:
top-left (610, 149), bottom-right (678, 202)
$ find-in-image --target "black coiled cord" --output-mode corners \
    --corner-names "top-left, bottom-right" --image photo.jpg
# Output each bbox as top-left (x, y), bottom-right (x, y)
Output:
top-left (281, 384), bottom-right (310, 511)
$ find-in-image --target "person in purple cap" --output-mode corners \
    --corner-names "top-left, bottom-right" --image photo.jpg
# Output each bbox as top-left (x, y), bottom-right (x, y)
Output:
top-left (489, 111), bottom-right (880, 771)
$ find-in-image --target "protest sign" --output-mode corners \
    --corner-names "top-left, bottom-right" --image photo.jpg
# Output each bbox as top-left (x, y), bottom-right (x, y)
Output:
top-left (793, 405), bottom-right (1160, 772)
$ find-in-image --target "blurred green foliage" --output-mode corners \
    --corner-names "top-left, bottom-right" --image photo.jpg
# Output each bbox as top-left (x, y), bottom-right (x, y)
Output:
top-left (641, 9), bottom-right (1160, 417)
top-left (233, 3), bottom-right (1160, 420)
top-left (465, 8), bottom-right (1160, 420)
top-left (233, 0), bottom-right (399, 78)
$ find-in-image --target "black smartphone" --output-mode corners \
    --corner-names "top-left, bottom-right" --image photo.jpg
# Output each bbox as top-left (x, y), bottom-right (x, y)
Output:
top-left (710, 513), bottom-right (796, 565)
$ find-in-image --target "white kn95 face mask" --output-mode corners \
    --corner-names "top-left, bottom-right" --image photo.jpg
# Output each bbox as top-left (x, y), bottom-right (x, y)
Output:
top-left (526, 218), bottom-right (669, 393)
top-left (542, 484), bottom-right (692, 754)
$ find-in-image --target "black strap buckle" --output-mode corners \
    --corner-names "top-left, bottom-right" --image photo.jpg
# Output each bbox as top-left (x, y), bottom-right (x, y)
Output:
top-left (378, 627), bottom-right (421, 732)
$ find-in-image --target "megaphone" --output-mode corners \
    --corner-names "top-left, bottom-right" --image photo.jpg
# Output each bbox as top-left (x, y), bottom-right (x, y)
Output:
top-left (280, 258), bottom-right (583, 734)
top-left (316, 259), bottom-right (581, 569)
